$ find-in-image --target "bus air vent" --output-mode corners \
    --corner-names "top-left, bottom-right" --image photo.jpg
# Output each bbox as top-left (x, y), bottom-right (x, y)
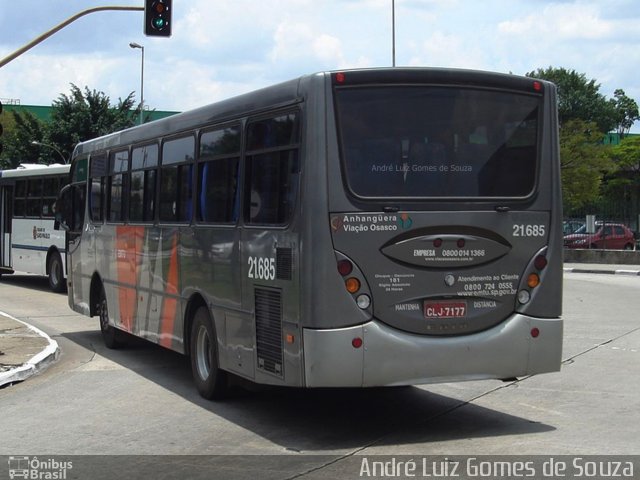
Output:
top-left (255, 287), bottom-right (284, 377)
top-left (276, 247), bottom-right (293, 280)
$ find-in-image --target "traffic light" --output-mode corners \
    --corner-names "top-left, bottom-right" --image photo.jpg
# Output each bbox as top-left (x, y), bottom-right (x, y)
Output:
top-left (144, 0), bottom-right (172, 37)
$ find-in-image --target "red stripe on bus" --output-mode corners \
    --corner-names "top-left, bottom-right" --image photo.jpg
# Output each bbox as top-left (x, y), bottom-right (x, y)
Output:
top-left (160, 233), bottom-right (179, 348)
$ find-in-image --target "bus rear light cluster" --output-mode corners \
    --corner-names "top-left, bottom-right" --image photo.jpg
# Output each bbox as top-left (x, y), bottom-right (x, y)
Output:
top-left (335, 252), bottom-right (372, 312)
top-left (518, 250), bottom-right (548, 306)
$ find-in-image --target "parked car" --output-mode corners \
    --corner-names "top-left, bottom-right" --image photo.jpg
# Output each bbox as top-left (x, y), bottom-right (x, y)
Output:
top-left (563, 220), bottom-right (585, 235)
top-left (564, 223), bottom-right (636, 250)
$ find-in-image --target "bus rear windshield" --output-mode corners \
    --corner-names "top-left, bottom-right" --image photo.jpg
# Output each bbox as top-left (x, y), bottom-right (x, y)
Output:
top-left (335, 86), bottom-right (540, 198)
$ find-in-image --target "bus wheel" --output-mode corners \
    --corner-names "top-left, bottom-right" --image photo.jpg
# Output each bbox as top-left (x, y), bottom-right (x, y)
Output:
top-left (48, 252), bottom-right (65, 293)
top-left (97, 285), bottom-right (124, 349)
top-left (190, 306), bottom-right (227, 400)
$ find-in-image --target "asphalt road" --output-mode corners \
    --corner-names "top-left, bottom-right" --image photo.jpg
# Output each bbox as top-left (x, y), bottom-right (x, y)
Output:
top-left (0, 272), bottom-right (638, 478)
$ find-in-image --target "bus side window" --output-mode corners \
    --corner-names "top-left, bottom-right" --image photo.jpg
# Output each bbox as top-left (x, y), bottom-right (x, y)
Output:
top-left (245, 112), bottom-right (300, 225)
top-left (108, 150), bottom-right (129, 222)
top-left (197, 125), bottom-right (241, 224)
top-left (160, 135), bottom-right (195, 223)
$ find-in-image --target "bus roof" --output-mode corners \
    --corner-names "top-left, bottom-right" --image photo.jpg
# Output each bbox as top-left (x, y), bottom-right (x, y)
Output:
top-left (70, 67), bottom-right (553, 159)
top-left (0, 163), bottom-right (70, 179)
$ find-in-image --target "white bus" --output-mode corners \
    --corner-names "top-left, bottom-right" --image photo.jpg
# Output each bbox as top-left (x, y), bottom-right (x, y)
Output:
top-left (0, 163), bottom-right (69, 292)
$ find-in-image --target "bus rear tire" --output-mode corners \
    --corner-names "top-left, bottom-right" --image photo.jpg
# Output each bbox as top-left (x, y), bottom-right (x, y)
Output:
top-left (190, 306), bottom-right (228, 400)
top-left (48, 251), bottom-right (65, 293)
top-left (97, 285), bottom-right (125, 349)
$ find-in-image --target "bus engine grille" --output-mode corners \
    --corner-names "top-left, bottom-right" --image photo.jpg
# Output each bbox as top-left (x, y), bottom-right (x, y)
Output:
top-left (255, 287), bottom-right (283, 376)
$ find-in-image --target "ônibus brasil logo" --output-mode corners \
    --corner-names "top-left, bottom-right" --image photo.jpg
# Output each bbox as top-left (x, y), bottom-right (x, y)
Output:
top-left (8, 456), bottom-right (73, 479)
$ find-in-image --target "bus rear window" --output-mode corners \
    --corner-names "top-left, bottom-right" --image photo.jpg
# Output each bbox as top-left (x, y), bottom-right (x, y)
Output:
top-left (334, 86), bottom-right (540, 198)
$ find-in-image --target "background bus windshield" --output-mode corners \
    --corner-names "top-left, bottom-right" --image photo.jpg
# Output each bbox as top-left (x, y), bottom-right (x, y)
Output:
top-left (335, 86), bottom-right (540, 198)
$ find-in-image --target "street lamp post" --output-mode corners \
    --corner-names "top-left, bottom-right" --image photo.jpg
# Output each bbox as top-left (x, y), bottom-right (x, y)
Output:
top-left (129, 42), bottom-right (145, 125)
top-left (31, 141), bottom-right (66, 164)
top-left (392, 0), bottom-right (396, 67)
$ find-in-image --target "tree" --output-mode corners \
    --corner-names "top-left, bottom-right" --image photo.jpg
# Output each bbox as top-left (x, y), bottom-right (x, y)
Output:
top-left (560, 119), bottom-right (613, 211)
top-left (0, 111), bottom-right (47, 169)
top-left (1, 85), bottom-right (143, 168)
top-left (527, 67), bottom-right (617, 134)
top-left (602, 135), bottom-right (640, 219)
top-left (47, 84), bottom-right (141, 161)
top-left (610, 89), bottom-right (640, 139)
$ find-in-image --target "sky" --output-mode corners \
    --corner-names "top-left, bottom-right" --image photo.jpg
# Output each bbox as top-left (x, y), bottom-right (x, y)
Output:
top-left (1, 0), bottom-right (639, 131)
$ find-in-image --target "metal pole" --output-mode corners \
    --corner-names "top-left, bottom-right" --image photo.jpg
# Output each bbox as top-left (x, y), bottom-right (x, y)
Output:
top-left (140, 46), bottom-right (144, 125)
top-left (31, 141), bottom-right (67, 164)
top-left (392, 0), bottom-right (396, 67)
top-left (129, 43), bottom-right (145, 125)
top-left (0, 6), bottom-right (143, 69)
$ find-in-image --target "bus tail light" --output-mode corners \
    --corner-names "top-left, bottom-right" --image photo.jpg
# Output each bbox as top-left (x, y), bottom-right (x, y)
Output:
top-left (337, 259), bottom-right (353, 276)
top-left (345, 277), bottom-right (361, 293)
top-left (534, 255), bottom-right (548, 270)
top-left (352, 337), bottom-right (363, 348)
top-left (517, 247), bottom-right (548, 306)
top-left (356, 294), bottom-right (371, 309)
top-left (335, 251), bottom-right (372, 312)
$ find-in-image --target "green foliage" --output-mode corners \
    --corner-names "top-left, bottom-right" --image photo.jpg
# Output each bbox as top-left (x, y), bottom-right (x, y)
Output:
top-left (47, 84), bottom-right (140, 161)
top-left (602, 135), bottom-right (640, 199)
top-left (0, 84), bottom-right (141, 168)
top-left (611, 89), bottom-right (640, 138)
top-left (0, 110), bottom-right (46, 169)
top-left (560, 120), bottom-right (613, 211)
top-left (528, 67), bottom-right (640, 216)
top-left (527, 67), bottom-right (617, 134)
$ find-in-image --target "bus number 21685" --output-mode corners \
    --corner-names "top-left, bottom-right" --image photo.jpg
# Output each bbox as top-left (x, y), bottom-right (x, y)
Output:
top-left (248, 256), bottom-right (276, 281)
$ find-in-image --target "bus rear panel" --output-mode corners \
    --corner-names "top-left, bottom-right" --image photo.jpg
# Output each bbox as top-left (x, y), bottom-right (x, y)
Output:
top-left (301, 69), bottom-right (562, 387)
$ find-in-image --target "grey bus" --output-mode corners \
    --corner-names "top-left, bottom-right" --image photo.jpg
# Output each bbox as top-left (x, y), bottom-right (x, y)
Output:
top-left (56, 68), bottom-right (563, 399)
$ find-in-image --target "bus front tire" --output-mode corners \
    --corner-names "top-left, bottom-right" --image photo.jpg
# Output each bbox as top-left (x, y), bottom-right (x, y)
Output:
top-left (190, 306), bottom-right (228, 400)
top-left (48, 252), bottom-right (65, 293)
top-left (97, 286), bottom-right (125, 349)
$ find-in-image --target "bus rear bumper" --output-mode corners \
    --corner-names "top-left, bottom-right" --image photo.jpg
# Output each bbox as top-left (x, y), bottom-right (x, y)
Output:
top-left (302, 314), bottom-right (562, 387)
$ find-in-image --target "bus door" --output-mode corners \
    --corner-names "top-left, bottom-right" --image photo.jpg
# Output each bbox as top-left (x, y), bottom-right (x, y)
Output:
top-left (0, 184), bottom-right (12, 270)
top-left (57, 157), bottom-right (88, 309)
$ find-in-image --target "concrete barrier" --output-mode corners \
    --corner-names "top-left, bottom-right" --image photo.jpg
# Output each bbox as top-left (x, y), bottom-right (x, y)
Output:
top-left (564, 248), bottom-right (640, 265)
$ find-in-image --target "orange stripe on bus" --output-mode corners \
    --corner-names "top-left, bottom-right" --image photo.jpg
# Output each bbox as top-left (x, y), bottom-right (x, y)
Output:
top-left (160, 233), bottom-right (179, 348)
top-left (116, 226), bottom-right (143, 333)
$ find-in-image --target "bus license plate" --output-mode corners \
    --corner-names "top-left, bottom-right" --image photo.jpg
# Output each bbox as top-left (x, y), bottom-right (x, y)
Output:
top-left (424, 300), bottom-right (467, 319)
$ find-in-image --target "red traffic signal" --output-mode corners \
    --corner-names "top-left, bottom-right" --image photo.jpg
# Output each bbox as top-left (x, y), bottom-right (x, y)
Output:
top-left (144, 0), bottom-right (172, 37)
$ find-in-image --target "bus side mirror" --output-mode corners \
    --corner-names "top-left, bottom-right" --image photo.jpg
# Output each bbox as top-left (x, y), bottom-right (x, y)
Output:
top-left (55, 184), bottom-right (73, 232)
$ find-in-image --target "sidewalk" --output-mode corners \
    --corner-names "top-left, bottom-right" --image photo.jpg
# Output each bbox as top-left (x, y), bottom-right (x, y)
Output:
top-left (0, 311), bottom-right (59, 388)
top-left (563, 262), bottom-right (640, 276)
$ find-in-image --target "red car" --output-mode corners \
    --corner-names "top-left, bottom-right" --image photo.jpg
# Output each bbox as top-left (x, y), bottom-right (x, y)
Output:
top-left (564, 223), bottom-right (636, 250)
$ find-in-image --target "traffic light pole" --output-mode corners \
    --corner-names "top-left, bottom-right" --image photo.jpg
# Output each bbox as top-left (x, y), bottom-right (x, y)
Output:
top-left (0, 6), bottom-right (143, 69)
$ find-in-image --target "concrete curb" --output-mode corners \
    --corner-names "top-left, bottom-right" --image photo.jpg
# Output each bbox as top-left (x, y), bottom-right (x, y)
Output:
top-left (0, 311), bottom-right (60, 388)
top-left (563, 267), bottom-right (640, 276)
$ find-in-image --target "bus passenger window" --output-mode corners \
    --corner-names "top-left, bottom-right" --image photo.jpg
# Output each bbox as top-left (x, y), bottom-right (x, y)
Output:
top-left (197, 125), bottom-right (241, 224)
top-left (108, 150), bottom-right (129, 222)
top-left (160, 136), bottom-right (195, 224)
top-left (198, 158), bottom-right (239, 223)
top-left (245, 113), bottom-right (300, 225)
top-left (131, 143), bottom-right (158, 222)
